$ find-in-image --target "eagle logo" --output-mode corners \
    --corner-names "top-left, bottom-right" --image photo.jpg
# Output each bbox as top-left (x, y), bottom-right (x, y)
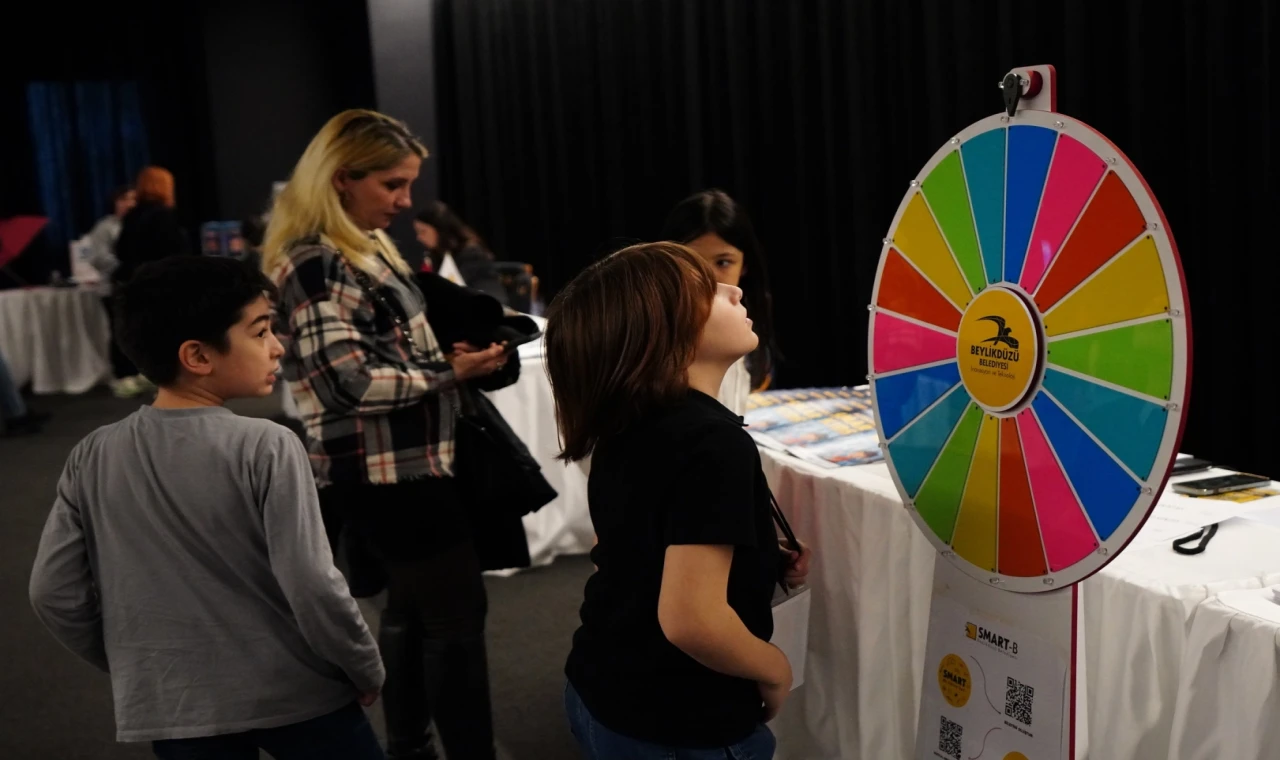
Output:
top-left (978, 316), bottom-right (1019, 349)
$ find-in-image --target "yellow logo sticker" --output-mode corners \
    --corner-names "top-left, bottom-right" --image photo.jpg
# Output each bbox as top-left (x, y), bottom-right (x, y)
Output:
top-left (957, 287), bottom-right (1040, 412)
top-left (938, 653), bottom-right (972, 708)
top-left (1004, 753), bottom-right (1030, 760)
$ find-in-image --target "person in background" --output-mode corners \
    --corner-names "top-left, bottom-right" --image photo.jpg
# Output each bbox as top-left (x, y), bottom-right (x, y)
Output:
top-left (413, 201), bottom-right (508, 305)
top-left (111, 166), bottom-right (192, 398)
top-left (240, 213), bottom-right (266, 272)
top-left (84, 185), bottom-right (136, 280)
top-left (0, 349), bottom-right (49, 436)
top-left (545, 242), bottom-right (811, 760)
top-left (83, 185), bottom-right (140, 396)
top-left (265, 109), bottom-right (507, 760)
top-left (29, 256), bottom-right (385, 759)
top-left (662, 189), bottom-right (781, 415)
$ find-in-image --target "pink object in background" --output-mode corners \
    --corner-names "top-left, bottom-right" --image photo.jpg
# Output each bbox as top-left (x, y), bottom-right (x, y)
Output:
top-left (1018, 136), bottom-right (1107, 293)
top-left (0, 216), bottom-right (48, 269)
top-left (872, 311), bottom-right (956, 374)
top-left (1017, 405), bottom-right (1098, 571)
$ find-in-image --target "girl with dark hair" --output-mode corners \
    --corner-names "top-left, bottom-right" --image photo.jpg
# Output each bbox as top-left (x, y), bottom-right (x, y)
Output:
top-left (546, 242), bottom-right (811, 760)
top-left (662, 189), bottom-right (780, 413)
top-left (414, 201), bottom-right (508, 305)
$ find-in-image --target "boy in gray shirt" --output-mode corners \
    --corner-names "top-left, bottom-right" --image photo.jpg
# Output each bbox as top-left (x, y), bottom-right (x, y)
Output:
top-left (29, 257), bottom-right (386, 759)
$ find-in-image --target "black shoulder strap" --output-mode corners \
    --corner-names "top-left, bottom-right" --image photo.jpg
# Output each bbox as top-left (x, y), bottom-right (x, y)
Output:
top-left (770, 491), bottom-right (800, 553)
top-left (1172, 523), bottom-right (1218, 555)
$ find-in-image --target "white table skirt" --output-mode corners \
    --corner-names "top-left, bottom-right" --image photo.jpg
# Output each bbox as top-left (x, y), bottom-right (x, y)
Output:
top-left (759, 449), bottom-right (1280, 760)
top-left (0, 288), bottom-right (111, 394)
top-left (1168, 587), bottom-right (1280, 760)
top-left (1082, 520), bottom-right (1280, 760)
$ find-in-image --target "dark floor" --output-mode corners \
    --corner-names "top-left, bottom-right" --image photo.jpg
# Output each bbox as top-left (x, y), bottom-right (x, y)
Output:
top-left (0, 389), bottom-right (590, 759)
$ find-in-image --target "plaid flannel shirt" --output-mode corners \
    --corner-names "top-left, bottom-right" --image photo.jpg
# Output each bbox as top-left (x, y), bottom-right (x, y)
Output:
top-left (273, 238), bottom-right (459, 487)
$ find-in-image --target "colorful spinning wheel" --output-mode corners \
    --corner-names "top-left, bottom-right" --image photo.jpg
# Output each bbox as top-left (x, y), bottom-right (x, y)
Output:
top-left (869, 108), bottom-right (1191, 592)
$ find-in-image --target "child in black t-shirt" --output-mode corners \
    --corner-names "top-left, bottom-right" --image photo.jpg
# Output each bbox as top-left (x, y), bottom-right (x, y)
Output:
top-left (545, 242), bottom-right (811, 759)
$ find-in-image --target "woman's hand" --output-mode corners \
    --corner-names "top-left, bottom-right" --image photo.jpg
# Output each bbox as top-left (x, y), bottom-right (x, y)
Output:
top-left (780, 540), bottom-right (812, 589)
top-left (450, 343), bottom-right (507, 380)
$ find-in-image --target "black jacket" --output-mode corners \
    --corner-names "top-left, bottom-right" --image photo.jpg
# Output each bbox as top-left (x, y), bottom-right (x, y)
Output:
top-left (112, 201), bottom-right (192, 285)
top-left (416, 271), bottom-right (538, 392)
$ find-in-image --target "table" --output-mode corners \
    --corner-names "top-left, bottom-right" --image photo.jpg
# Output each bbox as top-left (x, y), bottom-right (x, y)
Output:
top-left (1082, 519), bottom-right (1280, 760)
top-left (1167, 587), bottom-right (1280, 760)
top-left (462, 362), bottom-right (1280, 755)
top-left (759, 449), bottom-right (1280, 760)
top-left (0, 288), bottom-right (111, 394)
top-left (343, 346), bottom-right (1280, 757)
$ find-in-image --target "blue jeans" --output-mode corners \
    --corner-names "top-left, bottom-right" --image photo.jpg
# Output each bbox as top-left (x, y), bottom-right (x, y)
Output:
top-left (151, 702), bottom-right (385, 760)
top-left (565, 682), bottom-right (776, 760)
top-left (0, 351), bottom-right (26, 420)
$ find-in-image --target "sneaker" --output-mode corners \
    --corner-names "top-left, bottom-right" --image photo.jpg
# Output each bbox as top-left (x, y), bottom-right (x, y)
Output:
top-left (2, 411), bottom-right (51, 436)
top-left (111, 376), bottom-right (148, 398)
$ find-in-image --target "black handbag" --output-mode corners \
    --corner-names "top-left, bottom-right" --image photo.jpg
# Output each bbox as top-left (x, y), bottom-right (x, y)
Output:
top-left (455, 389), bottom-right (558, 517)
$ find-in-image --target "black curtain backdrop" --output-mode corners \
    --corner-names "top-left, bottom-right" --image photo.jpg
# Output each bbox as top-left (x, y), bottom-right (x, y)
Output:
top-left (0, 4), bottom-right (217, 284)
top-left (436, 0), bottom-right (1279, 476)
top-left (2, 1), bottom-right (374, 285)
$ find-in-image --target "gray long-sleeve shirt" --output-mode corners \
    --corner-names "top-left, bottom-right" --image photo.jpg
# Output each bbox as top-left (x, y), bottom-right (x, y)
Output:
top-left (28, 405), bottom-right (384, 742)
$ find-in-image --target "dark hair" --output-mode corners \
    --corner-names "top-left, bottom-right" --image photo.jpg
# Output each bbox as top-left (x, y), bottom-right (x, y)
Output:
top-left (114, 257), bottom-right (279, 386)
top-left (110, 184), bottom-right (134, 206)
top-left (416, 200), bottom-right (483, 256)
top-left (546, 242), bottom-right (717, 462)
top-left (240, 214), bottom-right (266, 248)
top-left (662, 189), bottom-right (779, 389)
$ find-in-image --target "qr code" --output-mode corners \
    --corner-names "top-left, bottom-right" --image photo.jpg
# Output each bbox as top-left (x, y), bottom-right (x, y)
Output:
top-left (939, 715), bottom-right (963, 758)
top-left (1004, 676), bottom-right (1034, 725)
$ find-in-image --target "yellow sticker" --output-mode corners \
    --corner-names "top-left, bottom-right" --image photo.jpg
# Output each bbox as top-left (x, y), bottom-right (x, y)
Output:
top-left (938, 653), bottom-right (972, 708)
top-left (957, 287), bottom-right (1040, 412)
top-left (1004, 753), bottom-right (1030, 760)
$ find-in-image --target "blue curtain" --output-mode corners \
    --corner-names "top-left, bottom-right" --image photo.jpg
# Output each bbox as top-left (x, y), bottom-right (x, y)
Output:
top-left (26, 81), bottom-right (149, 249)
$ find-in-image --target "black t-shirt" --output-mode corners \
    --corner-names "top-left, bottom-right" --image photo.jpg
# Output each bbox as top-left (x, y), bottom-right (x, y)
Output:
top-left (565, 390), bottom-right (780, 748)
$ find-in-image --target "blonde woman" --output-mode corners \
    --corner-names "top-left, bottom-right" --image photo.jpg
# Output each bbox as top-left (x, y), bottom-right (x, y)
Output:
top-left (265, 110), bottom-right (506, 760)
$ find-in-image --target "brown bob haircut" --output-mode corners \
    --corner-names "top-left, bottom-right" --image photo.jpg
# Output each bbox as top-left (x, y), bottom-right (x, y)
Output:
top-left (135, 166), bottom-right (176, 208)
top-left (545, 242), bottom-right (718, 462)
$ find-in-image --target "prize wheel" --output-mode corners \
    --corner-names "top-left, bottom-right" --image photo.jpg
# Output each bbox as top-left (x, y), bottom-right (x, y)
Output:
top-left (868, 104), bottom-right (1191, 593)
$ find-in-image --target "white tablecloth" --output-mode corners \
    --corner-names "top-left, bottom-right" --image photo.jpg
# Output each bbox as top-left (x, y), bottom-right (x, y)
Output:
top-left (0, 288), bottom-right (111, 394)
top-left (760, 449), bottom-right (1280, 760)
top-left (1082, 519), bottom-right (1280, 760)
top-left (1168, 587), bottom-right (1280, 760)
